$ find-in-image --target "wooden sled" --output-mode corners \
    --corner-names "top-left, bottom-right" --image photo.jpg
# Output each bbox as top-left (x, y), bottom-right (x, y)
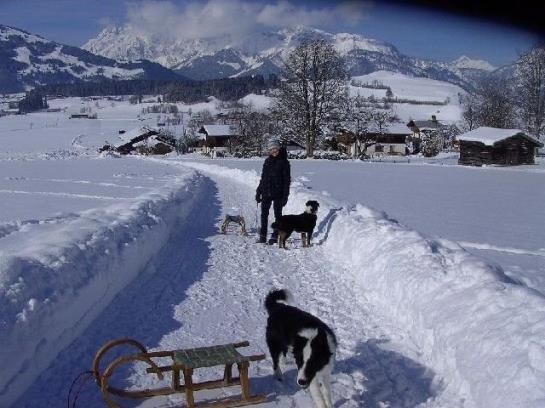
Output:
top-left (92, 337), bottom-right (266, 408)
top-left (220, 215), bottom-right (248, 236)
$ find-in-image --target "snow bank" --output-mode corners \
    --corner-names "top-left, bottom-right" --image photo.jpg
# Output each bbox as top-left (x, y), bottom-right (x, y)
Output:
top-left (181, 161), bottom-right (545, 408)
top-left (0, 168), bottom-right (201, 406)
top-left (325, 205), bottom-right (545, 408)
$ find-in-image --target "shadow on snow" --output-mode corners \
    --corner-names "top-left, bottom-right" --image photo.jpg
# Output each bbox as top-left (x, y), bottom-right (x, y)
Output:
top-left (249, 339), bottom-right (436, 407)
top-left (17, 177), bottom-right (221, 408)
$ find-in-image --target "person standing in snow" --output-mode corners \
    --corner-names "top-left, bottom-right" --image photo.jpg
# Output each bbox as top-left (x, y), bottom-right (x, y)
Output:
top-left (255, 139), bottom-right (291, 244)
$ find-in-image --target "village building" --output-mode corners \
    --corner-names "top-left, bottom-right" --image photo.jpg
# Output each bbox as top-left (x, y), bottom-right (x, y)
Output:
top-left (197, 124), bottom-right (235, 157)
top-left (457, 127), bottom-right (543, 166)
top-left (366, 123), bottom-right (412, 156)
top-left (406, 115), bottom-right (459, 152)
top-left (284, 139), bottom-right (305, 153)
top-left (336, 123), bottom-right (411, 157)
top-left (100, 126), bottom-right (175, 155)
top-left (406, 115), bottom-right (445, 137)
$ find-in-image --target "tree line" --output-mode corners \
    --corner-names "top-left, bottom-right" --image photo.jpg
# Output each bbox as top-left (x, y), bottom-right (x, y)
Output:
top-left (17, 74), bottom-right (280, 113)
top-left (461, 45), bottom-right (545, 140)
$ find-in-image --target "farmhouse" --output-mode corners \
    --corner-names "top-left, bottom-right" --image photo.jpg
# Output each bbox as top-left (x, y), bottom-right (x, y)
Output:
top-left (407, 115), bottom-right (458, 152)
top-left (336, 123), bottom-right (411, 157)
top-left (406, 115), bottom-right (446, 136)
top-left (198, 125), bottom-right (235, 157)
top-left (458, 127), bottom-right (543, 166)
top-left (366, 123), bottom-right (411, 156)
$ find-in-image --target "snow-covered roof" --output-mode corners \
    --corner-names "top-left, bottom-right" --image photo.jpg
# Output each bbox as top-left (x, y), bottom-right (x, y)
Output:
top-left (380, 122), bottom-right (411, 135)
top-left (457, 127), bottom-right (543, 147)
top-left (200, 125), bottom-right (232, 137)
top-left (116, 126), bottom-right (158, 144)
top-left (407, 119), bottom-right (443, 130)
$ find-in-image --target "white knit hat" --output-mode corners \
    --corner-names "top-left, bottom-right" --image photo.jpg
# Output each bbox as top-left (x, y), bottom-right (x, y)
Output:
top-left (267, 139), bottom-right (281, 150)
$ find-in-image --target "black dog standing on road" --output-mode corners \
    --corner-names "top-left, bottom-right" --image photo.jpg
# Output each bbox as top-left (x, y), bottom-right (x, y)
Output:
top-left (265, 289), bottom-right (336, 408)
top-left (271, 200), bottom-right (319, 248)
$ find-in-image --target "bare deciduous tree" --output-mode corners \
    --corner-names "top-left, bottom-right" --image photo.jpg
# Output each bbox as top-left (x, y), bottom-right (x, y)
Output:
top-left (273, 39), bottom-right (348, 157)
top-left (516, 45), bottom-right (545, 139)
top-left (465, 75), bottom-right (516, 129)
top-left (230, 104), bottom-right (276, 156)
top-left (339, 95), bottom-right (400, 158)
top-left (477, 76), bottom-right (515, 128)
top-left (460, 91), bottom-right (479, 131)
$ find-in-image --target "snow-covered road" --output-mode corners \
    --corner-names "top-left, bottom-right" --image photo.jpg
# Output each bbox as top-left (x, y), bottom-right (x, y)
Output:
top-left (11, 159), bottom-right (545, 408)
top-left (16, 164), bottom-right (459, 408)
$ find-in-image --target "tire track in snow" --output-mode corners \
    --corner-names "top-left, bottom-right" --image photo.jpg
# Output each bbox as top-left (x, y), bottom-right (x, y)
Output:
top-left (0, 189), bottom-right (132, 200)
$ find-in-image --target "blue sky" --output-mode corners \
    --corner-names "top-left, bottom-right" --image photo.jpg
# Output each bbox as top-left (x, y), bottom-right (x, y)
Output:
top-left (0, 0), bottom-right (540, 66)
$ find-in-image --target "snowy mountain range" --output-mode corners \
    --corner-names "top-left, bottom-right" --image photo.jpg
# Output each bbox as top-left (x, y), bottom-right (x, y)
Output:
top-left (84, 25), bottom-right (497, 87)
top-left (0, 23), bottom-right (499, 93)
top-left (0, 25), bottom-right (182, 92)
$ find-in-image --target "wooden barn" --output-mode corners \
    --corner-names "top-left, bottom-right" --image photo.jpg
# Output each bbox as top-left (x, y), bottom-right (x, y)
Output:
top-left (198, 125), bottom-right (235, 157)
top-left (458, 127), bottom-right (543, 166)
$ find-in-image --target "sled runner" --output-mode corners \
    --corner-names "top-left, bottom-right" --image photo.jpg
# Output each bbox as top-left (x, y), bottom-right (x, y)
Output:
top-left (92, 337), bottom-right (266, 408)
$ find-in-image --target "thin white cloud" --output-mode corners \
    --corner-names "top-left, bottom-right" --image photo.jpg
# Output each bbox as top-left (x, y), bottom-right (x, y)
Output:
top-left (256, 0), bottom-right (369, 28)
top-left (123, 0), bottom-right (370, 41)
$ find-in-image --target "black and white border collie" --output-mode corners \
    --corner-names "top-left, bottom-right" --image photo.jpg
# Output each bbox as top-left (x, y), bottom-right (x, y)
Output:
top-left (265, 289), bottom-right (336, 408)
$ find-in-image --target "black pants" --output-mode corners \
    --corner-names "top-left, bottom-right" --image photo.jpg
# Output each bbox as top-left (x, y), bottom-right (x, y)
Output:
top-left (260, 197), bottom-right (283, 240)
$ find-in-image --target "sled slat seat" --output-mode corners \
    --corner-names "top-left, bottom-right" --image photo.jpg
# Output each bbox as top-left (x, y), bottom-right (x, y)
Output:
top-left (174, 343), bottom-right (251, 369)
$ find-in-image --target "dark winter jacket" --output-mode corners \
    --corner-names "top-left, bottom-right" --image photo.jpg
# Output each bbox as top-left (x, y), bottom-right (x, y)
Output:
top-left (256, 153), bottom-right (290, 201)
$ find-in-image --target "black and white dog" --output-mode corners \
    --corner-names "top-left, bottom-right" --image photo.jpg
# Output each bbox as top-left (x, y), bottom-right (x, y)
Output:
top-left (271, 200), bottom-right (319, 248)
top-left (265, 289), bottom-right (336, 408)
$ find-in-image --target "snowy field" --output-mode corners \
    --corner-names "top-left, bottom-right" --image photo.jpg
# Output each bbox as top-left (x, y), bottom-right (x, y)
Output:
top-left (349, 71), bottom-right (464, 124)
top-left (1, 90), bottom-right (545, 408)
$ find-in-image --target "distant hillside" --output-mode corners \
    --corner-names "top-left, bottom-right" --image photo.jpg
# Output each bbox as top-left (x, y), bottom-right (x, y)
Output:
top-left (0, 25), bottom-right (183, 92)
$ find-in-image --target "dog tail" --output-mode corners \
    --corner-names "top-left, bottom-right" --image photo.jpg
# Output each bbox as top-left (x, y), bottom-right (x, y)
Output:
top-left (265, 289), bottom-right (292, 314)
top-left (271, 221), bottom-right (278, 229)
